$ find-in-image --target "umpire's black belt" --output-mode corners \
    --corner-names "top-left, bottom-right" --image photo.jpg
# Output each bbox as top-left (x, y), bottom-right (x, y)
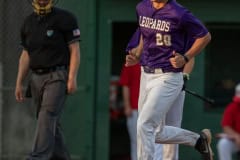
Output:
top-left (32, 65), bottom-right (67, 75)
top-left (142, 66), bottom-right (177, 74)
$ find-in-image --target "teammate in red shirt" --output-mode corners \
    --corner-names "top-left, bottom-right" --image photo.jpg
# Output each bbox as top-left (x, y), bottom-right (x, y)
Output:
top-left (119, 64), bottom-right (141, 110)
top-left (217, 83), bottom-right (240, 160)
top-left (119, 63), bottom-right (141, 160)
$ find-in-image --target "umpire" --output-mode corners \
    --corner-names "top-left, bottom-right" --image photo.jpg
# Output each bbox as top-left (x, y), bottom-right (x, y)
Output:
top-left (15, 0), bottom-right (80, 159)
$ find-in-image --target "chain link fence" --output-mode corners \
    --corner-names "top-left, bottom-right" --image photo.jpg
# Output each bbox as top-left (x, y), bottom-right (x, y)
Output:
top-left (0, 0), bottom-right (36, 159)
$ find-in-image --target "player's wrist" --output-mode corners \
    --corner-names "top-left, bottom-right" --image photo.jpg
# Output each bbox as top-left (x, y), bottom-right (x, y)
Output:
top-left (134, 53), bottom-right (140, 60)
top-left (183, 54), bottom-right (190, 63)
top-left (68, 74), bottom-right (77, 81)
top-left (16, 80), bottom-right (23, 87)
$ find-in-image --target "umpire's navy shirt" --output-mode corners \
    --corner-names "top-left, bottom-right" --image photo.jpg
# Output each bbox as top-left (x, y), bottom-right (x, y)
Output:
top-left (20, 7), bottom-right (81, 69)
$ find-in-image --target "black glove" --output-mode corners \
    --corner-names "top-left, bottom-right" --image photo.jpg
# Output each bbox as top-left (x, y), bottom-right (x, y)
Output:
top-left (182, 73), bottom-right (190, 90)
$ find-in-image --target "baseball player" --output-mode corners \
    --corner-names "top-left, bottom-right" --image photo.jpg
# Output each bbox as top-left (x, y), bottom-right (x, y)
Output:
top-left (154, 58), bottom-right (195, 160)
top-left (125, 0), bottom-right (213, 160)
top-left (126, 28), bottom-right (195, 160)
top-left (125, 28), bottom-right (194, 160)
top-left (15, 0), bottom-right (80, 159)
top-left (217, 83), bottom-right (240, 160)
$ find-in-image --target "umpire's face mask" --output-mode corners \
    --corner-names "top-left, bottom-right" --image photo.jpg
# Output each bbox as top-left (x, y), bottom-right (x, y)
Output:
top-left (32, 0), bottom-right (53, 15)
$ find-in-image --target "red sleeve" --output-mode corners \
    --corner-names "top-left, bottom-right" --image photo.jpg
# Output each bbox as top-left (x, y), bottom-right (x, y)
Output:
top-left (119, 65), bottom-right (129, 86)
top-left (221, 103), bottom-right (235, 127)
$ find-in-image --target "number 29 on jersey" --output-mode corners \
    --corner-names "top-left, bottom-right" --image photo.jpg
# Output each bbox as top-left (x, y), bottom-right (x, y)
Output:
top-left (156, 33), bottom-right (172, 46)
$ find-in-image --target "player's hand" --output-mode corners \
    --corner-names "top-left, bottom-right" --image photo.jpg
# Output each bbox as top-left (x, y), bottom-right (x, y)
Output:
top-left (67, 78), bottom-right (77, 94)
top-left (15, 84), bottom-right (25, 102)
top-left (233, 134), bottom-right (240, 149)
top-left (169, 51), bottom-right (186, 68)
top-left (124, 106), bottom-right (133, 117)
top-left (125, 51), bottom-right (139, 67)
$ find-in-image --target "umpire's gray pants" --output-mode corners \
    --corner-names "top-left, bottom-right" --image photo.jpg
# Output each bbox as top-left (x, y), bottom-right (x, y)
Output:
top-left (27, 70), bottom-right (71, 160)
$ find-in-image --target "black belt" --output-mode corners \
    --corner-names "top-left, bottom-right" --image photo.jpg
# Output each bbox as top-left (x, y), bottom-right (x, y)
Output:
top-left (142, 66), bottom-right (178, 74)
top-left (32, 66), bottom-right (67, 75)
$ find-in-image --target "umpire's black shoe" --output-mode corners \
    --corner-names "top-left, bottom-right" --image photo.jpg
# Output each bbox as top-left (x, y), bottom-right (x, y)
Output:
top-left (195, 129), bottom-right (214, 160)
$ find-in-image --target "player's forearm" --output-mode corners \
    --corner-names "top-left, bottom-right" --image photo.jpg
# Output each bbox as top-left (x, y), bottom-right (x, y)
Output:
top-left (16, 50), bottom-right (30, 86)
top-left (131, 35), bottom-right (143, 59)
top-left (122, 86), bottom-right (131, 108)
top-left (184, 33), bottom-right (211, 60)
top-left (223, 126), bottom-right (240, 138)
top-left (136, 35), bottom-right (143, 58)
top-left (68, 42), bottom-right (80, 80)
top-left (183, 58), bottom-right (195, 74)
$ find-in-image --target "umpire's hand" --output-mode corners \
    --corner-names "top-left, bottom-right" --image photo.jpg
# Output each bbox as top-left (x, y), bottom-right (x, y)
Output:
top-left (15, 84), bottom-right (25, 102)
top-left (67, 78), bottom-right (78, 94)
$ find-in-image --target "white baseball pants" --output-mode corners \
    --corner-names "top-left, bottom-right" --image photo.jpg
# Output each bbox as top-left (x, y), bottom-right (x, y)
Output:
top-left (217, 138), bottom-right (240, 160)
top-left (154, 91), bottom-right (185, 160)
top-left (127, 103), bottom-right (185, 160)
top-left (137, 70), bottom-right (199, 160)
top-left (127, 106), bottom-right (184, 160)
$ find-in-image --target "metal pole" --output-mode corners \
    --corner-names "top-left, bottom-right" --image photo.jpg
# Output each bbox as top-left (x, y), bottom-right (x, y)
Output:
top-left (0, 63), bottom-right (2, 157)
top-left (0, 0), bottom-right (4, 156)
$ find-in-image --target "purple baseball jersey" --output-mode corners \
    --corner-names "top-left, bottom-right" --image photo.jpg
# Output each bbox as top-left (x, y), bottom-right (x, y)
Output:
top-left (126, 28), bottom-right (141, 52)
top-left (129, 0), bottom-right (208, 72)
